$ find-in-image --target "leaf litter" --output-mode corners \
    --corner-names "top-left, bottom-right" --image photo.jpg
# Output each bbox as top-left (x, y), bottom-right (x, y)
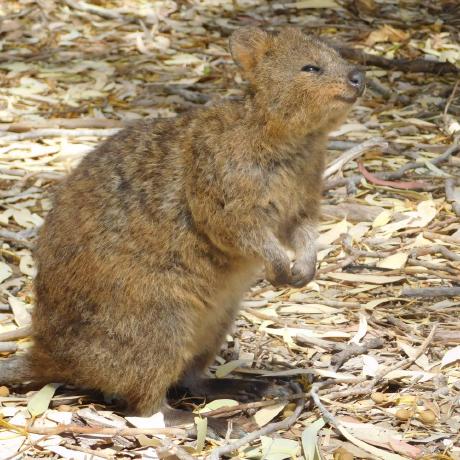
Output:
top-left (0, 0), bottom-right (459, 459)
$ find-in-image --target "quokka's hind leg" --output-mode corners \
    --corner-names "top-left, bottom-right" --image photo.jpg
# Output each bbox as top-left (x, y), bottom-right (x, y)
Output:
top-left (176, 374), bottom-right (290, 401)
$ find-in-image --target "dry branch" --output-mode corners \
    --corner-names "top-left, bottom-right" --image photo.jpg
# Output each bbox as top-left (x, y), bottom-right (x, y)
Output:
top-left (63, 0), bottom-right (128, 21)
top-left (0, 128), bottom-right (120, 144)
top-left (321, 325), bottom-right (437, 401)
top-left (323, 138), bottom-right (388, 179)
top-left (0, 342), bottom-right (18, 353)
top-left (331, 338), bottom-right (385, 371)
top-left (0, 326), bottom-right (32, 342)
top-left (325, 142), bottom-right (460, 191)
top-left (410, 245), bottom-right (460, 262)
top-left (25, 423), bottom-right (186, 437)
top-left (335, 45), bottom-right (460, 75)
top-left (207, 383), bottom-right (305, 460)
top-left (4, 118), bottom-right (124, 133)
top-left (401, 287), bottom-right (460, 298)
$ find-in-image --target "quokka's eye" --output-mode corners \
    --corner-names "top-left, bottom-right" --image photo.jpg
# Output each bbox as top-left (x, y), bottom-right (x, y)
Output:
top-left (301, 65), bottom-right (321, 73)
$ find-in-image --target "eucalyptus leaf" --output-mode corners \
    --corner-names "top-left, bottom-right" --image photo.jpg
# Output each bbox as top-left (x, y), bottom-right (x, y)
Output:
top-left (194, 416), bottom-right (207, 452)
top-left (301, 418), bottom-right (325, 460)
top-left (27, 383), bottom-right (61, 417)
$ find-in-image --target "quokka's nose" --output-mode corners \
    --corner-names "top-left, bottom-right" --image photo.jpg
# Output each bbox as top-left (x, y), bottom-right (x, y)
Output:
top-left (348, 69), bottom-right (365, 95)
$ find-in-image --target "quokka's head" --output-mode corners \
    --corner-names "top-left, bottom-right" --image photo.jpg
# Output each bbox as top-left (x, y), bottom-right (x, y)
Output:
top-left (229, 26), bottom-right (365, 136)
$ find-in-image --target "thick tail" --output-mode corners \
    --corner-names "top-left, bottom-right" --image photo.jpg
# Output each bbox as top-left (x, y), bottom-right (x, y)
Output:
top-left (0, 354), bottom-right (35, 385)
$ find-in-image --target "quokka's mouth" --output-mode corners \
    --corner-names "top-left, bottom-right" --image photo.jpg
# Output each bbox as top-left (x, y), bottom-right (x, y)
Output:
top-left (335, 95), bottom-right (358, 104)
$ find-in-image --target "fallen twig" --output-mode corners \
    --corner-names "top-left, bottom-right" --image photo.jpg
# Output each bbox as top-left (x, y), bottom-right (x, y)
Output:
top-left (4, 118), bottom-right (124, 133)
top-left (25, 423), bottom-right (186, 437)
top-left (207, 383), bottom-right (305, 460)
top-left (401, 287), bottom-right (460, 298)
top-left (445, 178), bottom-right (460, 217)
top-left (0, 326), bottom-right (32, 342)
top-left (335, 45), bottom-right (460, 75)
top-left (0, 128), bottom-right (120, 144)
top-left (342, 234), bottom-right (394, 258)
top-left (325, 143), bottom-right (460, 191)
top-left (323, 138), bottom-right (388, 179)
top-left (331, 337), bottom-right (385, 371)
top-left (203, 392), bottom-right (308, 418)
top-left (0, 228), bottom-right (36, 248)
top-left (62, 0), bottom-right (130, 21)
top-left (311, 381), bottom-right (409, 460)
top-left (423, 231), bottom-right (460, 245)
top-left (407, 258), bottom-right (459, 275)
top-left (0, 342), bottom-right (18, 353)
top-left (321, 325), bottom-right (437, 400)
top-left (444, 80), bottom-right (459, 116)
top-left (317, 255), bottom-right (357, 275)
top-left (410, 245), bottom-right (460, 262)
top-left (357, 161), bottom-right (431, 190)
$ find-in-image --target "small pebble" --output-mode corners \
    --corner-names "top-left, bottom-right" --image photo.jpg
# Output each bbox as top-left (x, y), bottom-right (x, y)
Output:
top-left (0, 386), bottom-right (10, 397)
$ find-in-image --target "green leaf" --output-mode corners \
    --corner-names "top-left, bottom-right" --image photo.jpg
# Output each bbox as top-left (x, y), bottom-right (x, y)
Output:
top-left (301, 418), bottom-right (325, 460)
top-left (261, 436), bottom-right (299, 460)
top-left (215, 360), bottom-right (246, 378)
top-left (27, 383), bottom-right (61, 417)
top-left (196, 399), bottom-right (239, 414)
top-left (194, 416), bottom-right (207, 452)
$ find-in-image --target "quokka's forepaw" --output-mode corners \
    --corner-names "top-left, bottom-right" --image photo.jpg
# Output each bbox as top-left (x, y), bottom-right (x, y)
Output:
top-left (290, 260), bottom-right (316, 287)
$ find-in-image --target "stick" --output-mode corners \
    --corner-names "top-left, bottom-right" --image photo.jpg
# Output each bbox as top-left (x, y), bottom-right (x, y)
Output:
top-left (327, 141), bottom-right (360, 151)
top-left (311, 382), bottom-right (408, 460)
top-left (0, 128), bottom-right (120, 144)
top-left (322, 325), bottom-right (437, 400)
top-left (24, 423), bottom-right (186, 437)
top-left (335, 45), bottom-right (460, 75)
top-left (423, 231), bottom-right (460, 245)
top-left (410, 245), bottom-right (460, 262)
top-left (4, 118), bottom-right (124, 133)
top-left (0, 229), bottom-right (35, 248)
top-left (0, 342), bottom-right (17, 353)
top-left (323, 138), bottom-right (388, 179)
top-left (207, 383), bottom-right (305, 460)
top-left (316, 255), bottom-right (357, 276)
top-left (62, 0), bottom-right (128, 21)
top-left (331, 338), bottom-right (385, 371)
top-left (445, 178), bottom-right (460, 217)
top-left (358, 162), bottom-right (431, 190)
top-left (401, 287), bottom-right (460, 298)
top-left (342, 234), bottom-right (394, 259)
top-left (203, 392), bottom-right (308, 418)
top-left (444, 80), bottom-right (459, 116)
top-left (407, 258), bottom-right (459, 275)
top-left (325, 143), bottom-right (460, 191)
top-left (0, 326), bottom-right (32, 342)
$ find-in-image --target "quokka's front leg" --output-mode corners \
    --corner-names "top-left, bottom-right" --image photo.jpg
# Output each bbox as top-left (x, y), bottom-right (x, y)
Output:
top-left (289, 222), bottom-right (318, 287)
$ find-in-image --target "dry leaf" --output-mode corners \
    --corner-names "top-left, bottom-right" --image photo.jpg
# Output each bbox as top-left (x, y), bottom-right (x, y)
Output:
top-left (376, 252), bottom-right (408, 269)
top-left (254, 402), bottom-right (286, 427)
top-left (365, 25), bottom-right (410, 47)
top-left (0, 262), bottom-right (12, 284)
top-left (441, 346), bottom-right (460, 368)
top-left (328, 273), bottom-right (405, 284)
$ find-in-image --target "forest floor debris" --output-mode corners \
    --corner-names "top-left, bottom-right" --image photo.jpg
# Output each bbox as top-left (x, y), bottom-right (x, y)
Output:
top-left (0, 0), bottom-right (459, 459)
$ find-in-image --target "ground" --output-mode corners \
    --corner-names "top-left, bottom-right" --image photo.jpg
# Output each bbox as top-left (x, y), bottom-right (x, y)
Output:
top-left (0, 0), bottom-right (459, 459)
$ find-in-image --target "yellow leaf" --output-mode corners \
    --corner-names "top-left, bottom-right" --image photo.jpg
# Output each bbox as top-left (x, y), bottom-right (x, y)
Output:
top-left (376, 252), bottom-right (408, 269)
top-left (27, 383), bottom-right (60, 417)
top-left (254, 402), bottom-right (286, 427)
top-left (372, 209), bottom-right (392, 229)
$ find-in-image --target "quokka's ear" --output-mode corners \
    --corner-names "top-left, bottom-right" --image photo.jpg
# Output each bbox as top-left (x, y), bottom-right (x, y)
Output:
top-left (229, 27), bottom-right (271, 76)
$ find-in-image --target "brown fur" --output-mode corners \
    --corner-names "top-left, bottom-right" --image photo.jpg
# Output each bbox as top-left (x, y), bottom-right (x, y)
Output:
top-left (1, 27), bottom-right (363, 420)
